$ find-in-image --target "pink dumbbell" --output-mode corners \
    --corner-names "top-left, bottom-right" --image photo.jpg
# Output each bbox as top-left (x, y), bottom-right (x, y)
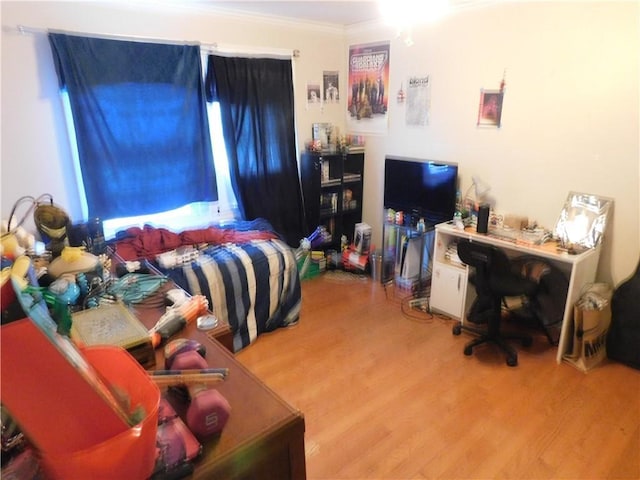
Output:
top-left (164, 339), bottom-right (207, 370)
top-left (163, 349), bottom-right (231, 438)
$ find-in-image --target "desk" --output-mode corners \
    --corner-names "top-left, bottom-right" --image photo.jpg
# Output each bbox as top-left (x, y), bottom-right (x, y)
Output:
top-left (429, 222), bottom-right (601, 363)
top-left (133, 290), bottom-right (306, 479)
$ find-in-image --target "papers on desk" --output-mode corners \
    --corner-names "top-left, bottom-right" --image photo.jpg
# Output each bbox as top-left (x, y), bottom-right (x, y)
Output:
top-left (488, 226), bottom-right (550, 245)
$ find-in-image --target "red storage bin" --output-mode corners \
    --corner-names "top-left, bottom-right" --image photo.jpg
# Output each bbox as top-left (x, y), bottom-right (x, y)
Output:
top-left (1, 319), bottom-right (160, 479)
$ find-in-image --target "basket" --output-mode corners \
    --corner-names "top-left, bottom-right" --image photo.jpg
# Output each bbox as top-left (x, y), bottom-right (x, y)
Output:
top-left (39, 346), bottom-right (160, 480)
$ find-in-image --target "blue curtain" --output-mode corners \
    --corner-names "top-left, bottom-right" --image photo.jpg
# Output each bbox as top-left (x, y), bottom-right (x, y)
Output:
top-left (205, 55), bottom-right (305, 246)
top-left (48, 34), bottom-right (217, 220)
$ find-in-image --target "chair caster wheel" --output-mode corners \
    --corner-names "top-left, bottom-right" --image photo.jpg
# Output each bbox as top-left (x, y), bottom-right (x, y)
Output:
top-left (464, 346), bottom-right (473, 356)
top-left (453, 324), bottom-right (462, 336)
top-left (507, 356), bottom-right (518, 367)
top-left (522, 337), bottom-right (533, 347)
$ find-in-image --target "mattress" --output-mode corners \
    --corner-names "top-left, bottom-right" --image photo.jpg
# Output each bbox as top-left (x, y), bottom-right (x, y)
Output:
top-left (156, 239), bottom-right (301, 352)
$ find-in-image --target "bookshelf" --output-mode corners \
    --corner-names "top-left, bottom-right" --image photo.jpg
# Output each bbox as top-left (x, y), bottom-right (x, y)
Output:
top-left (300, 151), bottom-right (364, 250)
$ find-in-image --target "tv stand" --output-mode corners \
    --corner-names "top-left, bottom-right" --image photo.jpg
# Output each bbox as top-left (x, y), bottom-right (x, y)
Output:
top-left (381, 220), bottom-right (435, 289)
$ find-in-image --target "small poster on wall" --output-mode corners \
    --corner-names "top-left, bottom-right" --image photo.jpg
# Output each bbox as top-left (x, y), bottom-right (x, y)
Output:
top-left (323, 71), bottom-right (339, 103)
top-left (477, 72), bottom-right (506, 128)
top-left (307, 82), bottom-right (322, 107)
top-left (346, 41), bottom-right (390, 135)
top-left (406, 75), bottom-right (431, 126)
top-left (477, 90), bottom-right (504, 127)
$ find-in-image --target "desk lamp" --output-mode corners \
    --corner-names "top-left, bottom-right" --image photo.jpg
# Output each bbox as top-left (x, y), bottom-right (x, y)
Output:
top-left (465, 176), bottom-right (491, 204)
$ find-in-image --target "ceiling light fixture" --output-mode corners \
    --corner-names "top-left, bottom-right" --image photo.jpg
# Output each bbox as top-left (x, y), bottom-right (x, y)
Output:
top-left (378, 0), bottom-right (450, 28)
top-left (378, 0), bottom-right (450, 46)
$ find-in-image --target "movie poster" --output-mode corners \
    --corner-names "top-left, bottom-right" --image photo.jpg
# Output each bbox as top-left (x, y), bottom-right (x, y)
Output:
top-left (347, 41), bottom-right (390, 135)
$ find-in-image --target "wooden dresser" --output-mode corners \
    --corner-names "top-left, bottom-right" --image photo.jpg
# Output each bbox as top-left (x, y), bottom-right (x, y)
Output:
top-left (132, 283), bottom-right (306, 480)
top-left (158, 325), bottom-right (306, 480)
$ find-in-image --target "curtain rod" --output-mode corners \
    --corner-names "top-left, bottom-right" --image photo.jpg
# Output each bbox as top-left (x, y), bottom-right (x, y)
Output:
top-left (14, 24), bottom-right (299, 59)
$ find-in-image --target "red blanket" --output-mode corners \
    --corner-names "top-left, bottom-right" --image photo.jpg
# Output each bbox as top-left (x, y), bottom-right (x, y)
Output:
top-left (113, 225), bottom-right (278, 261)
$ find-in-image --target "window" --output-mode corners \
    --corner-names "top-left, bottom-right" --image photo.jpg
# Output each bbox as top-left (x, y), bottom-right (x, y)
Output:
top-left (49, 34), bottom-right (227, 239)
top-left (66, 98), bottom-right (240, 239)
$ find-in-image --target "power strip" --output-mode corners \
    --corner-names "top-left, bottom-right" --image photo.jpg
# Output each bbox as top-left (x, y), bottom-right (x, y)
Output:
top-left (409, 297), bottom-right (429, 312)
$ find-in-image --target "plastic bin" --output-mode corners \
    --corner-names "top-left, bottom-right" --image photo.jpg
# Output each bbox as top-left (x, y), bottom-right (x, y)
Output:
top-left (41, 346), bottom-right (160, 480)
top-left (1, 318), bottom-right (159, 480)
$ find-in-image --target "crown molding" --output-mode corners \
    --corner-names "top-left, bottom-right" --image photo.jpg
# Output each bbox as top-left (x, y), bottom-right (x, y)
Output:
top-left (118, 0), bottom-right (355, 35)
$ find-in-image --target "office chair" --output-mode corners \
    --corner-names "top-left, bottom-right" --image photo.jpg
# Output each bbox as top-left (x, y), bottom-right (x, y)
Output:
top-left (452, 239), bottom-right (538, 367)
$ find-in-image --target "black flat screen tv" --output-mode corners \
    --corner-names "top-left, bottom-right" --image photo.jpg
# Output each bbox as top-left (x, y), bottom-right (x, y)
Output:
top-left (384, 156), bottom-right (458, 226)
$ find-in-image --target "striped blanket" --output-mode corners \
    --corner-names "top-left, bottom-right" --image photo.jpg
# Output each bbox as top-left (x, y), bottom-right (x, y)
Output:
top-left (157, 239), bottom-right (301, 352)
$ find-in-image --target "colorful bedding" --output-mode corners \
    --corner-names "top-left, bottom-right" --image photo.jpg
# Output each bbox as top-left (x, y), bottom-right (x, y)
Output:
top-left (113, 221), bottom-right (301, 352)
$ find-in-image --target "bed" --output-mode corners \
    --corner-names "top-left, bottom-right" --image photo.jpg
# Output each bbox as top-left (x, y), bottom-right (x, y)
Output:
top-left (112, 219), bottom-right (301, 352)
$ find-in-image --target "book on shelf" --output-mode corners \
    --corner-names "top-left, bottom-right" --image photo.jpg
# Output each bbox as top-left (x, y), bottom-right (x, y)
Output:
top-left (321, 178), bottom-right (341, 187)
top-left (346, 146), bottom-right (365, 153)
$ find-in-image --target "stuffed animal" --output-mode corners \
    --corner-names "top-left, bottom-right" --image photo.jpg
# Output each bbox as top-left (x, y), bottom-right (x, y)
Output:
top-left (1, 220), bottom-right (36, 260)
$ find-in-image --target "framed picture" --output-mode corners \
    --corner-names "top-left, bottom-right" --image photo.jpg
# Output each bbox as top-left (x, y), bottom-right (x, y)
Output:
top-left (477, 89), bottom-right (504, 127)
top-left (312, 123), bottom-right (332, 147)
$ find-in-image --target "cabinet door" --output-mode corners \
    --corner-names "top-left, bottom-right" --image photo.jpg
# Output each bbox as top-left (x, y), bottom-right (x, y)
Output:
top-left (430, 262), bottom-right (467, 319)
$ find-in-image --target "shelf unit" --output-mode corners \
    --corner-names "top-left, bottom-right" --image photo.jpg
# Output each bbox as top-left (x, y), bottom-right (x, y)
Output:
top-left (300, 151), bottom-right (364, 250)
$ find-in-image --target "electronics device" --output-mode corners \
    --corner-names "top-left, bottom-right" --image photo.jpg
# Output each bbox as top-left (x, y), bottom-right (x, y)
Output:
top-left (399, 235), bottom-right (423, 279)
top-left (384, 156), bottom-right (458, 226)
top-left (477, 203), bottom-right (490, 233)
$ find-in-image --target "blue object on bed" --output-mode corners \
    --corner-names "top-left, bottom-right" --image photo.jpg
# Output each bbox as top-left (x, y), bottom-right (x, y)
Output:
top-left (157, 239), bottom-right (301, 352)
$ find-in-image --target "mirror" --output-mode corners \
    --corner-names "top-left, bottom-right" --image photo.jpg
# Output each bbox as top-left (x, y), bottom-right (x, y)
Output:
top-left (554, 192), bottom-right (613, 253)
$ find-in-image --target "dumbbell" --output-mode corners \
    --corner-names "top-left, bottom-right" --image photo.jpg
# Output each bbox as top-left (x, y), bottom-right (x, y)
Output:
top-left (161, 341), bottom-right (231, 438)
top-left (164, 339), bottom-right (207, 370)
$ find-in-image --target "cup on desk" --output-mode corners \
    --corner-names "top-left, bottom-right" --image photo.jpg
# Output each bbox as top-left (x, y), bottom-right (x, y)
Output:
top-left (489, 212), bottom-right (504, 229)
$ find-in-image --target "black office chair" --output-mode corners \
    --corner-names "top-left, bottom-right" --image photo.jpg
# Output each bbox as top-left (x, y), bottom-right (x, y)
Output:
top-left (452, 239), bottom-right (538, 367)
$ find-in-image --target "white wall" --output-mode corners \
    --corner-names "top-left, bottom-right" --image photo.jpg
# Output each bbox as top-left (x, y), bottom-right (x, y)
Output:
top-left (2, 1), bottom-right (638, 285)
top-left (350, 1), bottom-right (639, 285)
top-left (1, 0), bottom-right (347, 230)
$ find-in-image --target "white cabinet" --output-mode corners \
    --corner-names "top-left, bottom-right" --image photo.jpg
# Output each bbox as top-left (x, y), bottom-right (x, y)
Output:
top-left (430, 262), bottom-right (467, 319)
top-left (429, 224), bottom-right (470, 319)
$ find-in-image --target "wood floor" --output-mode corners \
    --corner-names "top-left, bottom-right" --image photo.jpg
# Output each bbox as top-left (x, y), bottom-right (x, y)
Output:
top-left (236, 272), bottom-right (640, 480)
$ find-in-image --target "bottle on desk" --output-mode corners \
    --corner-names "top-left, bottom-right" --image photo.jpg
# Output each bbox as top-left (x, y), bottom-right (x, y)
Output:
top-left (453, 191), bottom-right (465, 230)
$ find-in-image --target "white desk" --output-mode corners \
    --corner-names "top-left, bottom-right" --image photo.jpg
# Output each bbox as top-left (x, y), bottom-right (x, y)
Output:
top-left (430, 222), bottom-right (601, 363)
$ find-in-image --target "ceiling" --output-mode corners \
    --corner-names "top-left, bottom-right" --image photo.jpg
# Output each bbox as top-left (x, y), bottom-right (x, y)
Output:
top-left (203, 1), bottom-right (383, 27)
top-left (199, 1), bottom-right (504, 28)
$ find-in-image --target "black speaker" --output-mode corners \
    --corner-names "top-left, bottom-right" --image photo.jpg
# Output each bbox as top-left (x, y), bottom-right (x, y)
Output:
top-left (477, 204), bottom-right (490, 234)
